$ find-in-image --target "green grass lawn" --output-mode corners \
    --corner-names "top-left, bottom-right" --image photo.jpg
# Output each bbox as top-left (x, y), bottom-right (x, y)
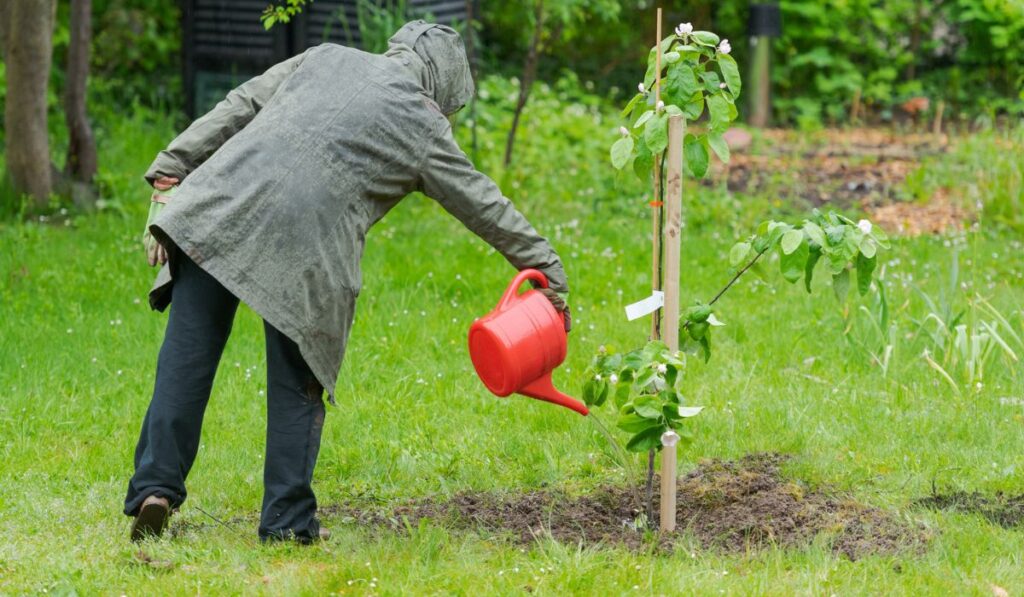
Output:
top-left (1, 91), bottom-right (1023, 594)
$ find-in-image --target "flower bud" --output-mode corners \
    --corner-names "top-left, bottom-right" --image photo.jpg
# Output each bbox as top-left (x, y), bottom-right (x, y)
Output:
top-left (638, 82), bottom-right (646, 93)
top-left (656, 100), bottom-right (665, 113)
top-left (609, 373), bottom-right (619, 384)
top-left (619, 126), bottom-right (630, 137)
top-left (719, 82), bottom-right (727, 89)
top-left (657, 364), bottom-right (668, 374)
top-left (718, 39), bottom-right (732, 55)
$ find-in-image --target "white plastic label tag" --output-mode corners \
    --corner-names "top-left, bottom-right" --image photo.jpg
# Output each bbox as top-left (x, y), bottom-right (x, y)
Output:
top-left (624, 291), bottom-right (664, 321)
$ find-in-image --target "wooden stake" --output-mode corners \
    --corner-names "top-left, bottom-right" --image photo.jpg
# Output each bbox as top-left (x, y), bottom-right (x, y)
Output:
top-left (659, 114), bottom-right (684, 533)
top-left (650, 7), bottom-right (663, 342)
top-left (932, 99), bottom-right (945, 135)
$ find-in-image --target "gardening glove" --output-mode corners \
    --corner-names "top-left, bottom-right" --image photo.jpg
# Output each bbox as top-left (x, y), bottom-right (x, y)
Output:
top-left (538, 288), bottom-right (572, 333)
top-left (143, 176), bottom-right (179, 267)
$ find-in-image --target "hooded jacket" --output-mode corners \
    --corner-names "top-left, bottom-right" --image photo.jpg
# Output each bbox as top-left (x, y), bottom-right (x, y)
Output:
top-left (143, 21), bottom-right (568, 402)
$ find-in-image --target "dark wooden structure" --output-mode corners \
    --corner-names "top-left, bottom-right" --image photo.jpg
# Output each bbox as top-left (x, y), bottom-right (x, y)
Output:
top-left (180, 0), bottom-right (469, 117)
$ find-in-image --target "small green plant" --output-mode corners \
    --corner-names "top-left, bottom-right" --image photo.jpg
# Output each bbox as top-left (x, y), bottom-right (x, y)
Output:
top-left (610, 23), bottom-right (740, 180)
top-left (583, 210), bottom-right (889, 522)
top-left (261, 0), bottom-right (312, 30)
top-left (913, 264), bottom-right (1022, 395)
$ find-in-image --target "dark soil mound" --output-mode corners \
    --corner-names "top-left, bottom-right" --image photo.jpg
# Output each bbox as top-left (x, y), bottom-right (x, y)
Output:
top-left (325, 453), bottom-right (928, 559)
top-left (916, 491), bottom-right (1024, 528)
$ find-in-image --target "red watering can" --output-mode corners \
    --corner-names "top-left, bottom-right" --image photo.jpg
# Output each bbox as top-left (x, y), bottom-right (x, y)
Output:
top-left (468, 269), bottom-right (589, 416)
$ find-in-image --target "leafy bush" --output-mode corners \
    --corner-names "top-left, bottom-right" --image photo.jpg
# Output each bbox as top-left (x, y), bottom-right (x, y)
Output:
top-left (481, 0), bottom-right (1024, 124)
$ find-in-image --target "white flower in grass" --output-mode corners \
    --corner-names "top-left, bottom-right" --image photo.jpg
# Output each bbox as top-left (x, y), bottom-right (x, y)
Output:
top-left (609, 373), bottom-right (619, 384)
top-left (657, 363), bottom-right (668, 374)
top-left (718, 39), bottom-right (732, 54)
top-left (595, 374), bottom-right (602, 381)
top-left (675, 22), bottom-right (693, 36)
top-left (857, 219), bottom-right (873, 234)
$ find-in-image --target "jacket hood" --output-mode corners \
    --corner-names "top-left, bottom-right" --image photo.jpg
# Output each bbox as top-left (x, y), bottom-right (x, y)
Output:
top-left (385, 20), bottom-right (474, 116)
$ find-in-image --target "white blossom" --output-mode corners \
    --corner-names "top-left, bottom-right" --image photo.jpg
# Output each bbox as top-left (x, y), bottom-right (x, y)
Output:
top-left (675, 22), bottom-right (693, 36)
top-left (609, 373), bottom-right (619, 384)
top-left (619, 126), bottom-right (630, 137)
top-left (657, 364), bottom-right (668, 374)
top-left (595, 374), bottom-right (602, 381)
top-left (718, 39), bottom-right (732, 54)
top-left (719, 82), bottom-right (727, 89)
top-left (656, 100), bottom-right (665, 113)
top-left (857, 219), bottom-right (873, 234)
top-left (638, 82), bottom-right (646, 93)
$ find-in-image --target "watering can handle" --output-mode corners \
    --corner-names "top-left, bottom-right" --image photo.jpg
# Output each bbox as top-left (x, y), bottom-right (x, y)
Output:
top-left (497, 269), bottom-right (548, 310)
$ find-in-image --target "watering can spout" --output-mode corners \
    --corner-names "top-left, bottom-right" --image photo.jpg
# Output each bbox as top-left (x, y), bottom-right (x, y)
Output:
top-left (520, 373), bottom-right (589, 416)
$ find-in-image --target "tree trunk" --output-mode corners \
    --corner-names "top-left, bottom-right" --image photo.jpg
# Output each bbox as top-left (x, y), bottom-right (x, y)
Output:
top-left (503, 1), bottom-right (546, 167)
top-left (5, 0), bottom-right (56, 206)
top-left (0, 2), bottom-right (10, 61)
top-left (645, 448), bottom-right (656, 526)
top-left (65, 0), bottom-right (97, 186)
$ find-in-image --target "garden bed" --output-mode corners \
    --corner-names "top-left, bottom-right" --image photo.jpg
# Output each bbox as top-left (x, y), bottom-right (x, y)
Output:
top-left (327, 453), bottom-right (929, 560)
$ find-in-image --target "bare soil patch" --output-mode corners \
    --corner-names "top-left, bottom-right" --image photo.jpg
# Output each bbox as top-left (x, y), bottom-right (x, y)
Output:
top-left (325, 453), bottom-right (928, 559)
top-left (916, 491), bottom-right (1024, 528)
top-left (709, 128), bottom-right (966, 234)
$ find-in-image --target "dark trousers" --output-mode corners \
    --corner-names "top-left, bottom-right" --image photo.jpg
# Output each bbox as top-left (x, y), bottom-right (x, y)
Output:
top-left (124, 253), bottom-right (325, 542)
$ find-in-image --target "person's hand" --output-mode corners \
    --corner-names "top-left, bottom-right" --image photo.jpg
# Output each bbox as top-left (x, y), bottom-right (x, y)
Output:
top-left (537, 288), bottom-right (572, 333)
top-left (143, 177), bottom-right (179, 267)
top-left (152, 176), bottom-right (179, 192)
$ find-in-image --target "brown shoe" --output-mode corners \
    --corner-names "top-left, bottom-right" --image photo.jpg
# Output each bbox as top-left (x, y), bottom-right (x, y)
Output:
top-left (130, 495), bottom-right (171, 541)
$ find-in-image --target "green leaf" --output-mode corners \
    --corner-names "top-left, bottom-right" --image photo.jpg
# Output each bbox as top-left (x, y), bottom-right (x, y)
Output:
top-left (781, 229), bottom-right (804, 255)
top-left (729, 241), bottom-right (752, 268)
top-left (691, 31), bottom-right (720, 46)
top-left (780, 239), bottom-right (809, 283)
top-left (644, 112), bottom-right (669, 155)
top-left (617, 413), bottom-right (660, 433)
top-left (621, 93), bottom-right (644, 118)
top-left (825, 225), bottom-right (845, 247)
top-left (610, 136), bottom-right (634, 170)
top-left (718, 54), bottom-right (742, 95)
top-left (804, 246), bottom-right (822, 293)
top-left (682, 92), bottom-right (704, 120)
top-left (633, 135), bottom-right (653, 181)
top-left (633, 396), bottom-right (663, 419)
top-left (860, 236), bottom-right (877, 259)
top-left (614, 382), bottom-right (632, 408)
top-left (688, 321), bottom-right (709, 341)
top-left (708, 131), bottom-right (730, 163)
top-left (707, 94), bottom-right (730, 132)
top-left (684, 133), bottom-right (709, 178)
top-left (856, 252), bottom-right (877, 296)
top-left (582, 379), bottom-right (596, 405)
top-left (626, 426), bottom-right (666, 453)
top-left (263, 14), bottom-right (277, 29)
top-left (701, 71), bottom-right (722, 93)
top-left (633, 110), bottom-right (655, 129)
top-left (678, 406), bottom-right (704, 418)
top-left (666, 64), bottom-right (700, 99)
top-left (803, 221), bottom-right (826, 248)
top-left (833, 268), bottom-right (851, 301)
top-left (685, 303), bottom-right (712, 323)
top-left (664, 51), bottom-right (681, 64)
top-left (698, 335), bottom-right (712, 363)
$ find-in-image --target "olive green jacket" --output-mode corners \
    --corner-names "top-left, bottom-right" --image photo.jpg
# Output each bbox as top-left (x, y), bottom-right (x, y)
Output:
top-left (144, 22), bottom-right (568, 401)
